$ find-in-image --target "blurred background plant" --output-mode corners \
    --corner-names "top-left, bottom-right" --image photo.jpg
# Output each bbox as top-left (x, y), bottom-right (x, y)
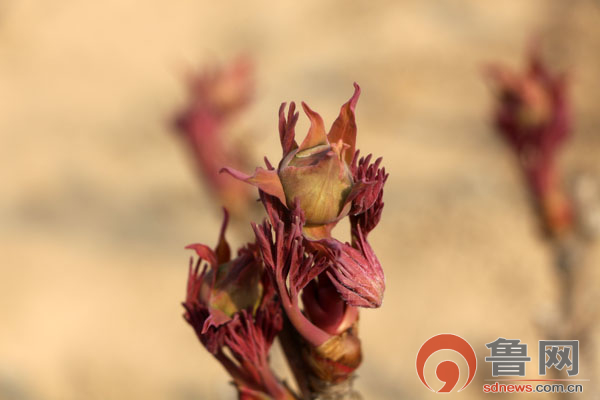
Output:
top-left (485, 42), bottom-right (600, 395)
top-left (173, 56), bottom-right (257, 220)
top-left (2, 1), bottom-right (600, 399)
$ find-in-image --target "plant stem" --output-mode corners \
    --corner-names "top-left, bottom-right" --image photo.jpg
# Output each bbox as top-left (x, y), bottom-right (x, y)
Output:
top-left (279, 315), bottom-right (364, 400)
top-left (279, 315), bottom-right (312, 400)
top-left (307, 375), bottom-right (362, 400)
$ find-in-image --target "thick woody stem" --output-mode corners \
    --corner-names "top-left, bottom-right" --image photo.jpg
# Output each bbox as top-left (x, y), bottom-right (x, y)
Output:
top-left (279, 315), bottom-right (363, 400)
top-left (303, 325), bottom-right (362, 400)
top-left (308, 376), bottom-right (362, 400)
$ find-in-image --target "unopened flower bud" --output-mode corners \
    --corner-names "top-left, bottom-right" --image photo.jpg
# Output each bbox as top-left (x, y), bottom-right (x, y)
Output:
top-left (309, 229), bottom-right (385, 309)
top-left (182, 210), bottom-right (293, 400)
top-left (222, 84), bottom-right (363, 231)
top-left (279, 138), bottom-right (353, 225)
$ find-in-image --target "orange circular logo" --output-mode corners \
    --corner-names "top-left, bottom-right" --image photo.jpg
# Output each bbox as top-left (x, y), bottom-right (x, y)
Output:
top-left (416, 334), bottom-right (477, 393)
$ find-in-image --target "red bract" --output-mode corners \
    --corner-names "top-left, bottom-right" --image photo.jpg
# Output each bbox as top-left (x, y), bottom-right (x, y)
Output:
top-left (222, 311), bottom-right (291, 399)
top-left (486, 47), bottom-right (573, 235)
top-left (251, 202), bottom-right (331, 347)
top-left (184, 211), bottom-right (263, 334)
top-left (349, 152), bottom-right (388, 235)
top-left (174, 57), bottom-right (254, 215)
top-left (182, 211), bottom-right (292, 399)
top-left (307, 226), bottom-right (384, 309)
top-left (251, 196), bottom-right (365, 382)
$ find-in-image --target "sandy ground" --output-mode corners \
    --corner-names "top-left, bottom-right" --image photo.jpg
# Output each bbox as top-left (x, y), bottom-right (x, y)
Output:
top-left (1, 1), bottom-right (600, 399)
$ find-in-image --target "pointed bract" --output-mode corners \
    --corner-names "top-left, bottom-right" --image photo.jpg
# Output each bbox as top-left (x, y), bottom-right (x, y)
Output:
top-left (221, 166), bottom-right (287, 206)
top-left (349, 152), bottom-right (388, 235)
top-left (182, 225), bottom-right (291, 399)
top-left (278, 102), bottom-right (299, 156)
top-left (299, 102), bottom-right (328, 151)
top-left (328, 83), bottom-right (361, 164)
top-left (252, 204), bottom-right (331, 347)
top-left (310, 231), bottom-right (385, 309)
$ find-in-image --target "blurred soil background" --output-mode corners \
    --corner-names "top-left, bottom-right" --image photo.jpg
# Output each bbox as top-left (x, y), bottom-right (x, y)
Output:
top-left (1, 1), bottom-right (600, 399)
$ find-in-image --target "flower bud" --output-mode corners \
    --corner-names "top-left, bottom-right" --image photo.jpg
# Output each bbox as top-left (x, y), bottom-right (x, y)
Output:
top-left (184, 211), bottom-right (264, 332)
top-left (222, 84), bottom-right (363, 230)
top-left (279, 140), bottom-right (353, 225)
top-left (183, 211), bottom-right (294, 400)
top-left (310, 228), bottom-right (385, 309)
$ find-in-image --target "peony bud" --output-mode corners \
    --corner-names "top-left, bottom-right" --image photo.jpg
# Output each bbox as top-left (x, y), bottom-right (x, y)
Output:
top-left (309, 227), bottom-right (385, 309)
top-left (222, 84), bottom-right (367, 233)
top-left (184, 211), bottom-right (263, 333)
top-left (182, 210), bottom-right (294, 400)
top-left (279, 140), bottom-right (353, 226)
